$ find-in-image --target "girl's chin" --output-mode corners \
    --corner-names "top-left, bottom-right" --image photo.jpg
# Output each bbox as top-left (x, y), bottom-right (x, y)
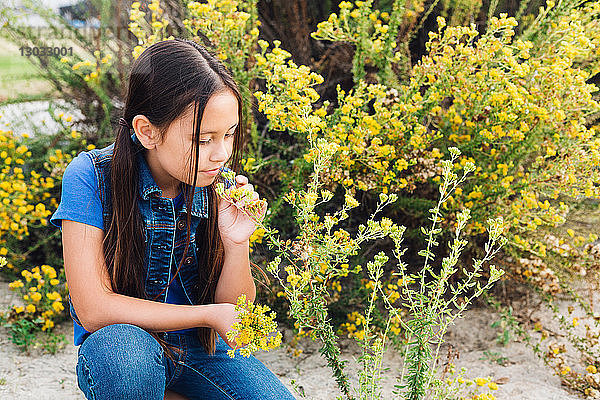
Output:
top-left (183, 174), bottom-right (216, 188)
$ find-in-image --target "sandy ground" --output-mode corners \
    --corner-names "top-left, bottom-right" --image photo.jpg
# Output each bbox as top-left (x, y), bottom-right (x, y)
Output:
top-left (0, 279), bottom-right (585, 400)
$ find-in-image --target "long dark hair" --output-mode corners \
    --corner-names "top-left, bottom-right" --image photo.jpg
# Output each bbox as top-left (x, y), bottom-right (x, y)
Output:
top-left (103, 38), bottom-right (245, 358)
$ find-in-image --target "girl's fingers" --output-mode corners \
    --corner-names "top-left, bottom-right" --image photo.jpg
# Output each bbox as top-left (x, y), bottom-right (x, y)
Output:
top-left (235, 175), bottom-right (249, 186)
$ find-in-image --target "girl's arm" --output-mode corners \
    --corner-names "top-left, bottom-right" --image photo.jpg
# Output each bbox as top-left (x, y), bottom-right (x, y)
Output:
top-left (62, 220), bottom-right (227, 334)
top-left (214, 239), bottom-right (256, 304)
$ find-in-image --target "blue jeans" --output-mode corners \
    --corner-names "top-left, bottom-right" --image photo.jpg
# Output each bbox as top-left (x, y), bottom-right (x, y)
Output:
top-left (75, 323), bottom-right (296, 399)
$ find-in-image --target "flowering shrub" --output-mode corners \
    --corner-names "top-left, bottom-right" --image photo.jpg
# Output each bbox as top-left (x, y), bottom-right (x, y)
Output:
top-left (232, 139), bottom-right (505, 398)
top-left (59, 51), bottom-right (115, 91)
top-left (6, 264), bottom-right (67, 328)
top-left (0, 127), bottom-right (52, 245)
top-left (0, 111), bottom-right (93, 354)
top-left (116, 2), bottom-right (600, 396)
top-left (0, 108), bottom-right (93, 272)
top-left (266, 7), bottom-right (600, 247)
top-left (0, 123), bottom-right (69, 275)
top-left (225, 294), bottom-right (282, 358)
top-left (253, 2), bottom-right (600, 296)
top-left (310, 0), bottom-right (406, 84)
top-left (1, 260), bottom-right (68, 352)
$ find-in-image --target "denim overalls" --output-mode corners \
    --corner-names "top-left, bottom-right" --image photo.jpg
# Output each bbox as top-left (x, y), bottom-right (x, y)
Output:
top-left (72, 133), bottom-right (296, 399)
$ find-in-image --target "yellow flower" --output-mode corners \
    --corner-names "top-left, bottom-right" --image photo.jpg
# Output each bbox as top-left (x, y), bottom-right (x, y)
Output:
top-left (8, 280), bottom-right (24, 289)
top-left (344, 193), bottom-right (359, 208)
top-left (488, 382), bottom-right (499, 390)
top-left (52, 301), bottom-right (65, 312)
top-left (25, 304), bottom-right (36, 313)
top-left (50, 279), bottom-right (59, 285)
top-left (46, 291), bottom-right (61, 301)
top-left (42, 319), bottom-right (54, 331)
top-left (586, 365), bottom-right (597, 374)
top-left (30, 292), bottom-right (42, 302)
top-left (474, 377), bottom-right (488, 386)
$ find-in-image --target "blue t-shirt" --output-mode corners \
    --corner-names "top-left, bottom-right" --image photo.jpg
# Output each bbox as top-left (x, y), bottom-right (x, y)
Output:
top-left (50, 153), bottom-right (197, 345)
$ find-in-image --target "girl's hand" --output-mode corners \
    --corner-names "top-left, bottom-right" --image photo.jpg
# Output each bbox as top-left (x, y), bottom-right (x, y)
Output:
top-left (208, 303), bottom-right (244, 349)
top-left (217, 174), bottom-right (267, 245)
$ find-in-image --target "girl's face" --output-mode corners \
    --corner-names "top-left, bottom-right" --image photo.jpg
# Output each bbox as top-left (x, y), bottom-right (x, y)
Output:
top-left (144, 90), bottom-right (239, 194)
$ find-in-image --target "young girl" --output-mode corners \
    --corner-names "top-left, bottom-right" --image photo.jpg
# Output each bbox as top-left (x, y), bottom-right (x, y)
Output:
top-left (49, 38), bottom-right (296, 400)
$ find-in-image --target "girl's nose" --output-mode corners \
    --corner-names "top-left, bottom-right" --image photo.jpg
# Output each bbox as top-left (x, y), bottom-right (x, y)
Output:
top-left (210, 140), bottom-right (229, 162)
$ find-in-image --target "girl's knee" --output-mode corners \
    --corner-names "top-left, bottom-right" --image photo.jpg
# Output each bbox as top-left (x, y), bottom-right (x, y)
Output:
top-left (76, 323), bottom-right (166, 399)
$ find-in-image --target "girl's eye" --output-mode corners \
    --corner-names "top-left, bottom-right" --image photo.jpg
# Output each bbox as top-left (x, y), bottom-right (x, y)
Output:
top-left (197, 131), bottom-right (235, 145)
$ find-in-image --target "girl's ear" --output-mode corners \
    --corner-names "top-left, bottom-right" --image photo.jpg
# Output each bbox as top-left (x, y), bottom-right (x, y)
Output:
top-left (132, 114), bottom-right (159, 150)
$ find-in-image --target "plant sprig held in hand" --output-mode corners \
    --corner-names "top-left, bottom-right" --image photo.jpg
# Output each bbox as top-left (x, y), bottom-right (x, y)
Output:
top-left (226, 294), bottom-right (283, 358)
top-left (215, 169), bottom-right (268, 224)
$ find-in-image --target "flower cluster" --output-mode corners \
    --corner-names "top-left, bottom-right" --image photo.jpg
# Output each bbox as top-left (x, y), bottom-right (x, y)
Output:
top-left (433, 363), bottom-right (500, 399)
top-left (5, 264), bottom-right (67, 332)
top-left (248, 226), bottom-right (266, 252)
top-left (337, 277), bottom-right (405, 340)
top-left (253, 40), bottom-right (325, 137)
top-left (129, 0), bottom-right (174, 59)
top-left (60, 51), bottom-right (113, 84)
top-left (225, 294), bottom-right (282, 358)
top-left (184, 0), bottom-right (260, 69)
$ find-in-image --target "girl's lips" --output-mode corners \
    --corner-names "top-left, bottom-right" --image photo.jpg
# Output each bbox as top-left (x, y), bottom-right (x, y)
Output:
top-left (203, 167), bottom-right (221, 176)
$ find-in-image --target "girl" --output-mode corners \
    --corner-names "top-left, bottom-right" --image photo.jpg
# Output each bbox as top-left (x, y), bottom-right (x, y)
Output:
top-left (49, 38), bottom-right (296, 400)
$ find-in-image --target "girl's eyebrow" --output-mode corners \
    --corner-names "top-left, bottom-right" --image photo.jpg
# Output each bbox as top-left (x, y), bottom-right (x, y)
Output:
top-left (199, 122), bottom-right (239, 135)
